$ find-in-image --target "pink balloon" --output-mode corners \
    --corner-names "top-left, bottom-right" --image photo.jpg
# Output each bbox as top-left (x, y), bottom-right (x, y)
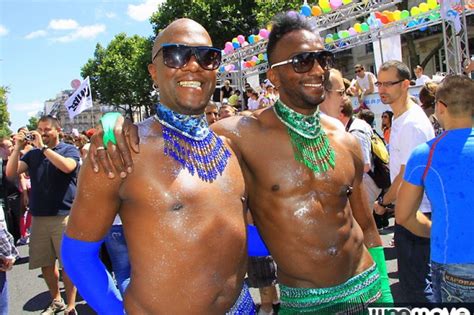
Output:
top-left (71, 79), bottom-right (81, 89)
top-left (348, 27), bottom-right (357, 36)
top-left (259, 29), bottom-right (269, 39)
top-left (241, 41), bottom-right (249, 47)
top-left (237, 35), bottom-right (245, 44)
top-left (330, 0), bottom-right (342, 10)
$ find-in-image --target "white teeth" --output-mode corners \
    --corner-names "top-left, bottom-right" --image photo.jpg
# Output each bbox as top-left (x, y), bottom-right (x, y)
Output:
top-left (178, 81), bottom-right (201, 88)
top-left (303, 83), bottom-right (322, 87)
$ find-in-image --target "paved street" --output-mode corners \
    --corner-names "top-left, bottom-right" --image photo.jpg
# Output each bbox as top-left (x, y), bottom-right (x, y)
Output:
top-left (7, 219), bottom-right (400, 314)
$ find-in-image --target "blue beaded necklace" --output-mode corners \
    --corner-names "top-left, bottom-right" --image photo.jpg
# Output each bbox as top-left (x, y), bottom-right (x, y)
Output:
top-left (154, 103), bottom-right (231, 182)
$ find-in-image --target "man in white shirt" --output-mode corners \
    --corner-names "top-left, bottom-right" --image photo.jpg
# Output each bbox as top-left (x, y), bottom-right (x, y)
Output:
top-left (414, 65), bottom-right (431, 86)
top-left (354, 64), bottom-right (377, 107)
top-left (374, 60), bottom-right (435, 303)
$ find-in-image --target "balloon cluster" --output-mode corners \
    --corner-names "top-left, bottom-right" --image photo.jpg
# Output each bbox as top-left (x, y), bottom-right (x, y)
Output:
top-left (324, 0), bottom-right (440, 45)
top-left (300, 0), bottom-right (353, 17)
top-left (223, 28), bottom-right (270, 55)
top-left (219, 53), bottom-right (268, 72)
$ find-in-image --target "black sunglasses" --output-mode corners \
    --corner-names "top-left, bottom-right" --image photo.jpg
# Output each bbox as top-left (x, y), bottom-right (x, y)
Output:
top-left (374, 79), bottom-right (404, 88)
top-left (153, 43), bottom-right (222, 71)
top-left (270, 50), bottom-right (334, 73)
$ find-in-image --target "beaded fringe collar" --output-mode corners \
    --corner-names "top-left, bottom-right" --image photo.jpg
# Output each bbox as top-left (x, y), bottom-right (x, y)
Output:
top-left (154, 103), bottom-right (231, 182)
top-left (273, 100), bottom-right (335, 173)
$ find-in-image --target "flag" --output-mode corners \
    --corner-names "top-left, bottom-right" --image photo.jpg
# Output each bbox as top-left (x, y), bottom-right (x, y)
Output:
top-left (64, 76), bottom-right (93, 120)
top-left (440, 0), bottom-right (462, 33)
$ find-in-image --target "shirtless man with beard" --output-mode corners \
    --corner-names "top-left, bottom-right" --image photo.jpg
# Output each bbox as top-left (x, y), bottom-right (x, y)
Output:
top-left (62, 19), bottom-right (253, 314)
top-left (92, 12), bottom-right (392, 314)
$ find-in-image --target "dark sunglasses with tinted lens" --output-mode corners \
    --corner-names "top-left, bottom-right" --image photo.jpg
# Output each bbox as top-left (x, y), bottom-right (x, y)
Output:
top-left (270, 50), bottom-right (334, 73)
top-left (153, 43), bottom-right (222, 71)
top-left (355, 69), bottom-right (362, 73)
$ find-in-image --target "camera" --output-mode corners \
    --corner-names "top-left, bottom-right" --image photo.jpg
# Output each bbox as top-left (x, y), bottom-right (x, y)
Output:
top-left (25, 133), bottom-right (35, 141)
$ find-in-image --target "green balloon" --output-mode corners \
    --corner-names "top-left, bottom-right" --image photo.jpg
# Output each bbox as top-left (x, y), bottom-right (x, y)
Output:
top-left (361, 22), bottom-right (369, 32)
top-left (332, 33), bottom-right (340, 40)
top-left (401, 10), bottom-right (410, 19)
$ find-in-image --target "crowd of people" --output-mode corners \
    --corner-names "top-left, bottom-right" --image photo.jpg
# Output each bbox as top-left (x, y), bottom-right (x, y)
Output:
top-left (0, 9), bottom-right (473, 315)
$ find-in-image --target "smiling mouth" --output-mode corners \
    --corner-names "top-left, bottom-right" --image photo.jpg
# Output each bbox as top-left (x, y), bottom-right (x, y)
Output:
top-left (303, 83), bottom-right (323, 88)
top-left (178, 81), bottom-right (202, 88)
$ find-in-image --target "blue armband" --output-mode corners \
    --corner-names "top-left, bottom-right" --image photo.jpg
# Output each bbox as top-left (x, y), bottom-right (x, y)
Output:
top-left (247, 225), bottom-right (270, 257)
top-left (61, 234), bottom-right (124, 314)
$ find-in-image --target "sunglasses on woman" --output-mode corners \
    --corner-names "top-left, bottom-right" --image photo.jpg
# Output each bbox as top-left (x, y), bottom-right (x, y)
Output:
top-left (270, 50), bottom-right (334, 73)
top-left (152, 43), bottom-right (222, 71)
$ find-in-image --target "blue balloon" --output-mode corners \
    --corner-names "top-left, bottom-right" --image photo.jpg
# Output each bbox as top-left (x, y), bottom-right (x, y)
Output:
top-left (248, 34), bottom-right (255, 44)
top-left (232, 41), bottom-right (240, 49)
top-left (300, 4), bottom-right (311, 17)
top-left (407, 21), bottom-right (418, 27)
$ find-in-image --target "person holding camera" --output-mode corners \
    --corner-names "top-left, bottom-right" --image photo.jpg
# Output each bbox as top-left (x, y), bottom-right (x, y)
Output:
top-left (6, 116), bottom-right (80, 315)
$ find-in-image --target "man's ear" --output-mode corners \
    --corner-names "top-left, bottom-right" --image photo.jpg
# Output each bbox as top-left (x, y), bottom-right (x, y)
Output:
top-left (267, 68), bottom-right (280, 89)
top-left (148, 63), bottom-right (158, 84)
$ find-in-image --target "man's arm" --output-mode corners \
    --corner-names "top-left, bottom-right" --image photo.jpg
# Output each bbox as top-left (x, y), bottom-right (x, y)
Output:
top-left (26, 130), bottom-right (78, 174)
top-left (5, 138), bottom-right (28, 178)
top-left (366, 73), bottom-right (375, 94)
top-left (62, 157), bottom-right (124, 314)
top-left (374, 164), bottom-right (405, 216)
top-left (347, 135), bottom-right (393, 303)
top-left (42, 148), bottom-right (77, 174)
top-left (395, 180), bottom-right (431, 238)
top-left (347, 135), bottom-right (382, 248)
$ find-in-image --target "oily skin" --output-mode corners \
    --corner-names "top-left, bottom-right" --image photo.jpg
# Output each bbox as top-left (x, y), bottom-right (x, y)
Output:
top-left (213, 29), bottom-right (381, 288)
top-left (66, 19), bottom-right (247, 314)
top-left (92, 28), bottom-right (382, 290)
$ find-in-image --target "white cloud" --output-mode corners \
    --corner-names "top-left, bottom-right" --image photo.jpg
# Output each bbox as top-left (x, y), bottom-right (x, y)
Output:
top-left (105, 12), bottom-right (117, 19)
top-left (25, 30), bottom-right (48, 40)
top-left (127, 0), bottom-right (164, 22)
top-left (95, 8), bottom-right (117, 20)
top-left (12, 100), bottom-right (43, 113)
top-left (0, 25), bottom-right (8, 37)
top-left (48, 19), bottom-right (79, 30)
top-left (51, 24), bottom-right (106, 43)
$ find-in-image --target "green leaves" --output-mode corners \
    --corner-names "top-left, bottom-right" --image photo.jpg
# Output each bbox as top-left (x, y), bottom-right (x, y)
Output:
top-left (81, 34), bottom-right (154, 122)
top-left (0, 86), bottom-right (12, 137)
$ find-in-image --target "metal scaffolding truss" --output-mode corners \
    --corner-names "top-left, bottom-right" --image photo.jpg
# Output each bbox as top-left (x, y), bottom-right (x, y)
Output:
top-left (309, 0), bottom-right (401, 31)
top-left (218, 1), bottom-right (473, 81)
top-left (442, 0), bottom-right (471, 74)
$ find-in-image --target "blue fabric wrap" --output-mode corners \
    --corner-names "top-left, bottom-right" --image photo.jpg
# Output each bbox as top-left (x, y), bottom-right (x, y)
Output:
top-left (61, 234), bottom-right (124, 314)
top-left (247, 225), bottom-right (270, 257)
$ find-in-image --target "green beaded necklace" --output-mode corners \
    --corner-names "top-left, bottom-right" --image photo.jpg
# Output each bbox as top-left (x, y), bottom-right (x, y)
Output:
top-left (273, 99), bottom-right (336, 174)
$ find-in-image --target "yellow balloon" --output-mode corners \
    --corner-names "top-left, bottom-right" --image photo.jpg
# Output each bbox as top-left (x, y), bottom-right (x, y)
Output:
top-left (427, 0), bottom-right (437, 9)
top-left (393, 10), bottom-right (401, 21)
top-left (354, 23), bottom-right (362, 33)
top-left (410, 6), bottom-right (420, 16)
top-left (419, 2), bottom-right (429, 12)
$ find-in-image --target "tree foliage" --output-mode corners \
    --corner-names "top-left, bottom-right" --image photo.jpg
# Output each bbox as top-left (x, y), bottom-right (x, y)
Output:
top-left (149, 0), bottom-right (304, 48)
top-left (0, 86), bottom-right (12, 138)
top-left (81, 34), bottom-right (154, 121)
top-left (26, 116), bottom-right (39, 131)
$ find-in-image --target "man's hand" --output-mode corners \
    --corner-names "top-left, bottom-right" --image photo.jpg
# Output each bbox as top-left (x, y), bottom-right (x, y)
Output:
top-left (373, 201), bottom-right (387, 215)
top-left (0, 256), bottom-right (15, 271)
top-left (89, 115), bottom-right (139, 179)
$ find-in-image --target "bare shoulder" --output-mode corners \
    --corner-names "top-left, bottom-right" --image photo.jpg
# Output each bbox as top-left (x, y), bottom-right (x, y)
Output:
top-left (321, 115), bottom-right (358, 149)
top-left (211, 113), bottom-right (261, 140)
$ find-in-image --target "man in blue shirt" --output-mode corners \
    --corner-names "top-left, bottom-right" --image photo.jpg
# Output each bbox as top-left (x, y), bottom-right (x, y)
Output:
top-left (396, 75), bottom-right (474, 303)
top-left (6, 115), bottom-right (80, 314)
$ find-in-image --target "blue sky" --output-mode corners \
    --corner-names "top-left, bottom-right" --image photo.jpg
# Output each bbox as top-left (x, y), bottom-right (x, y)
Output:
top-left (0, 0), bottom-right (165, 132)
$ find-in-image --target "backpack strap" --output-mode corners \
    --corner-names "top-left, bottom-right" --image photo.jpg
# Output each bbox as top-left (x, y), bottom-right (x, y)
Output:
top-left (421, 131), bottom-right (449, 183)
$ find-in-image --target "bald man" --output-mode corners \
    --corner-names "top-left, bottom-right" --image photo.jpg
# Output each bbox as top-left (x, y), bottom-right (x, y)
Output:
top-left (62, 19), bottom-right (253, 314)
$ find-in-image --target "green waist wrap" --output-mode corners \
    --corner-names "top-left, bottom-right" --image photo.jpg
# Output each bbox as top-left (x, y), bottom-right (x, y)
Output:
top-left (279, 264), bottom-right (381, 314)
